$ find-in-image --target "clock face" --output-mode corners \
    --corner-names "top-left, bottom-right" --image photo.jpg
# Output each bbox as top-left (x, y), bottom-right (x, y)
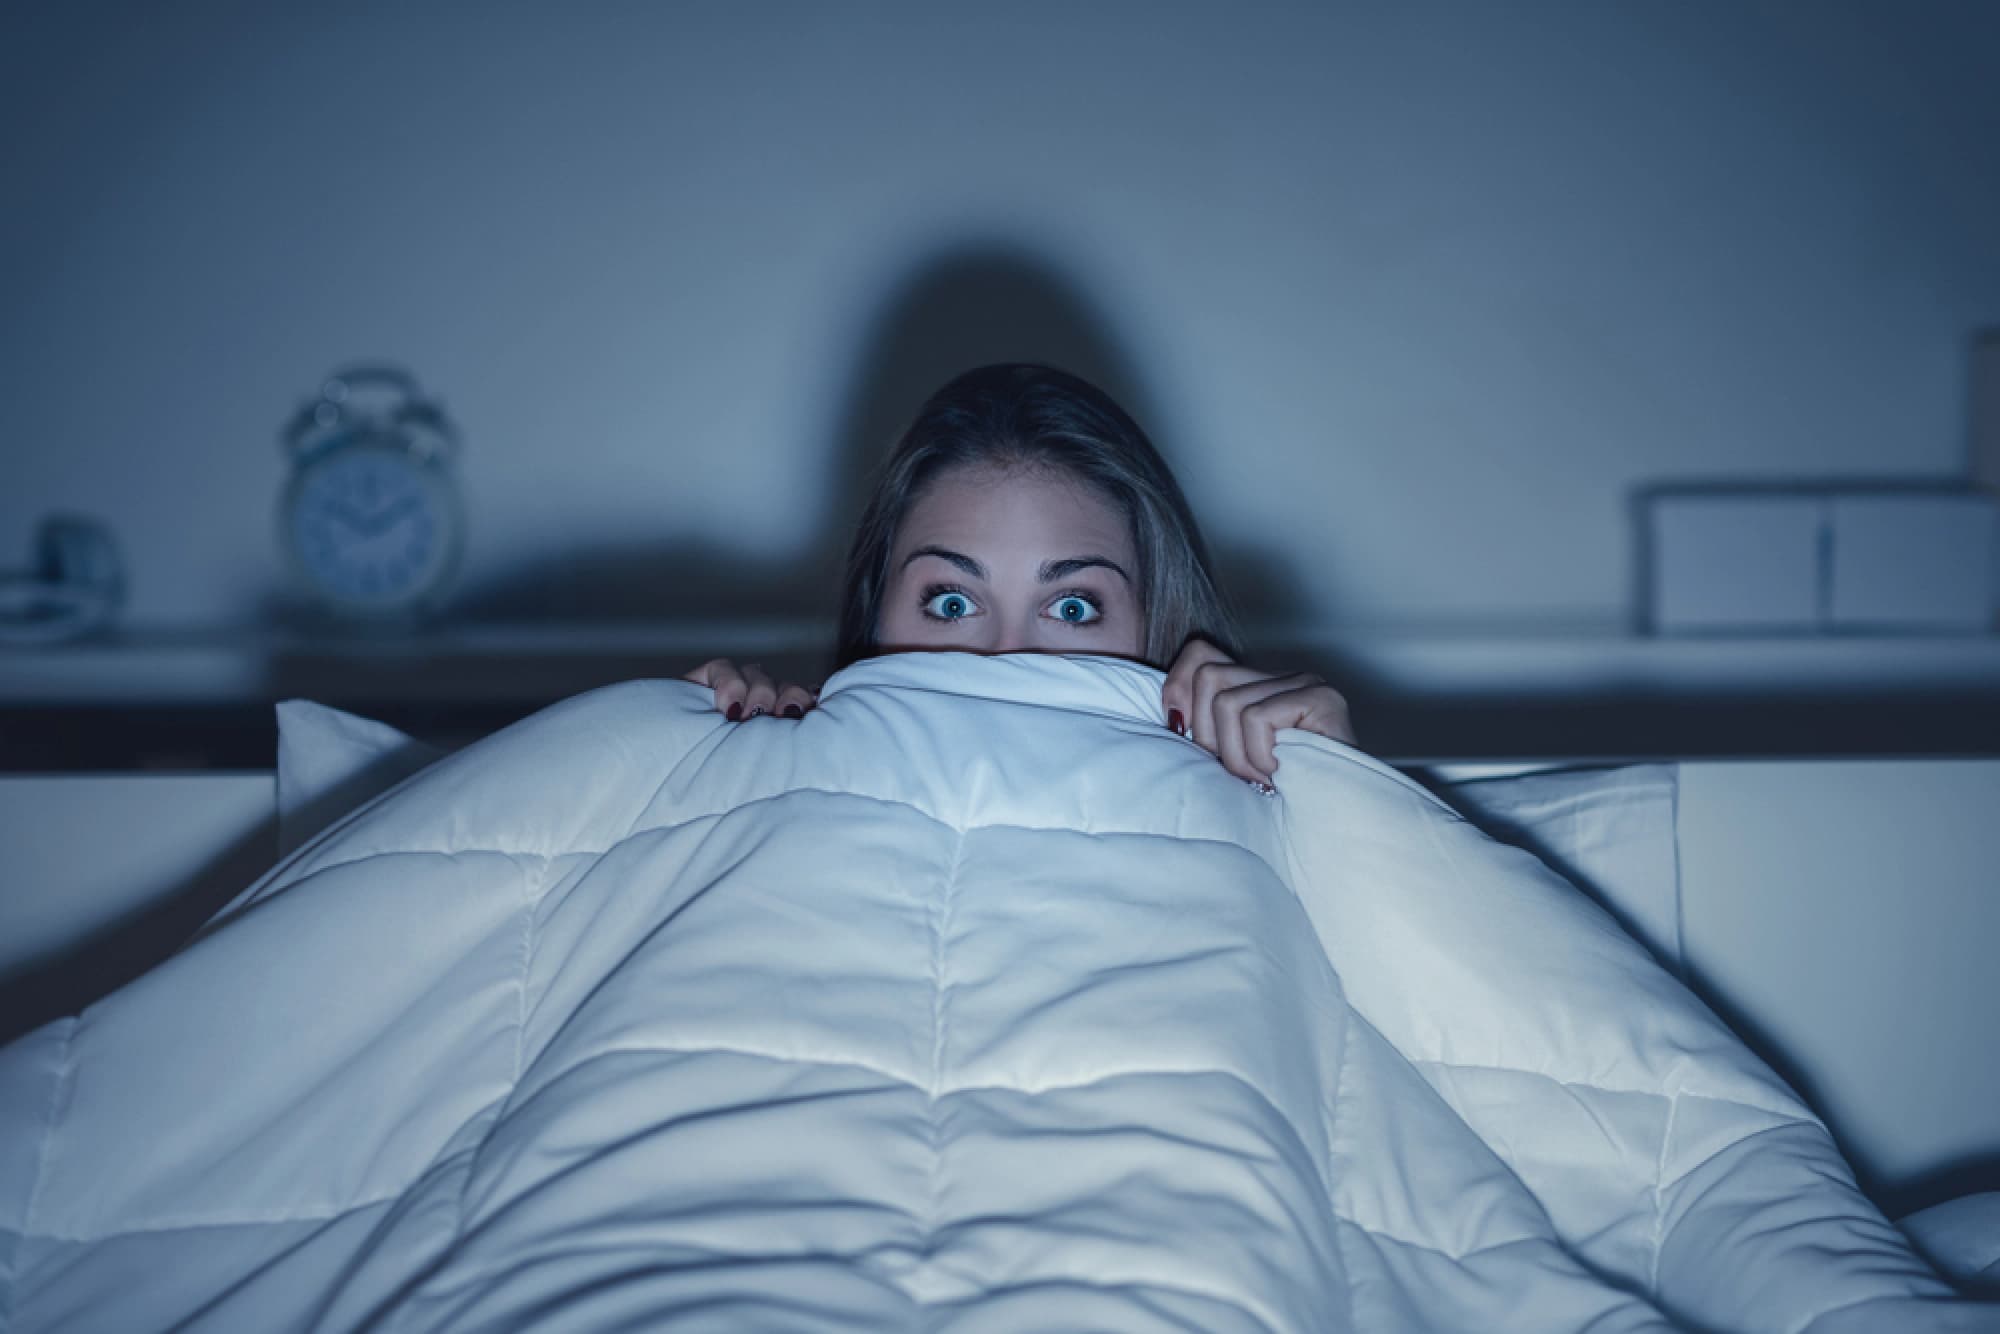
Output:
top-left (283, 442), bottom-right (460, 615)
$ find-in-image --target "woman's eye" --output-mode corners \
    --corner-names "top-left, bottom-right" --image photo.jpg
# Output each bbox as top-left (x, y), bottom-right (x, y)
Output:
top-left (1049, 595), bottom-right (1101, 625)
top-left (923, 590), bottom-right (977, 621)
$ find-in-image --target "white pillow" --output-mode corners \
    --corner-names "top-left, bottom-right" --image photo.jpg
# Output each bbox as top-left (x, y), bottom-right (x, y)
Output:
top-left (274, 700), bottom-right (445, 858)
top-left (274, 700), bottom-right (1681, 965)
top-left (1416, 762), bottom-right (1683, 974)
top-left (1898, 1191), bottom-right (2000, 1290)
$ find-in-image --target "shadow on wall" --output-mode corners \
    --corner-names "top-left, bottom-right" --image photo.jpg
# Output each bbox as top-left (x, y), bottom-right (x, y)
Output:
top-left (0, 813), bottom-right (279, 1047)
top-left (1676, 941), bottom-right (2000, 1222)
top-left (446, 240), bottom-right (1310, 678)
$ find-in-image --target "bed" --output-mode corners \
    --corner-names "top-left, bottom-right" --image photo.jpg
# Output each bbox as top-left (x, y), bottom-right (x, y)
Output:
top-left (1, 652), bottom-right (1996, 1330)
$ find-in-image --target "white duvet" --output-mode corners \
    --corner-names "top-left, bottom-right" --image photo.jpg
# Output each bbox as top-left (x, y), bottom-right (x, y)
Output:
top-left (0, 653), bottom-right (1991, 1332)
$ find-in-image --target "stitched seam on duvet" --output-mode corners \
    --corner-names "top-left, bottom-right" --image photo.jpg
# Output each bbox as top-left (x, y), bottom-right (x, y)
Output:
top-left (1326, 1205), bottom-right (1366, 1334)
top-left (445, 854), bottom-right (550, 1255)
top-left (1327, 984), bottom-right (1360, 1334)
top-left (511, 860), bottom-right (536, 1100)
top-left (1408, 1057), bottom-right (1812, 1125)
top-left (507, 1042), bottom-right (926, 1100)
top-left (919, 1274), bottom-right (1277, 1330)
top-left (1652, 1118), bottom-right (1821, 1198)
top-left (1333, 1217), bottom-right (1549, 1267)
top-left (33, 1103), bottom-right (518, 1246)
top-left (1651, 1121), bottom-right (1885, 1332)
top-left (1649, 1091), bottom-right (1678, 1297)
top-left (2, 1017), bottom-right (76, 1323)
top-left (618, 721), bottom-right (715, 856)
top-left (28, 1193), bottom-right (402, 1245)
top-left (512, 1041), bottom-right (1314, 1121)
top-left (279, 791), bottom-right (1281, 889)
top-left (288, 818), bottom-right (1271, 883)
top-left (922, 827), bottom-right (966, 1266)
top-left (1318, 979), bottom-right (1349, 1206)
top-left (278, 846), bottom-right (581, 894)
top-left (19, 1074), bottom-right (1315, 1249)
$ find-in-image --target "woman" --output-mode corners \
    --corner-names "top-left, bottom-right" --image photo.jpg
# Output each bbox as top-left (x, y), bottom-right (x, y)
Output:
top-left (683, 363), bottom-right (1357, 789)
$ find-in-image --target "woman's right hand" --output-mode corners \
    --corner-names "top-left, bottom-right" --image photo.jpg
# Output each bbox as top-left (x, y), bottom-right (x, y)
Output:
top-left (681, 658), bottom-right (820, 722)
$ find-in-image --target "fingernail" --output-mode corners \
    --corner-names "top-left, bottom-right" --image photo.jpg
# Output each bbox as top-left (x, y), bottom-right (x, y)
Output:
top-left (783, 704), bottom-right (803, 718)
top-left (1248, 780), bottom-right (1276, 798)
top-left (749, 706), bottom-right (766, 718)
top-left (726, 702), bottom-right (743, 722)
top-left (1168, 708), bottom-right (1185, 735)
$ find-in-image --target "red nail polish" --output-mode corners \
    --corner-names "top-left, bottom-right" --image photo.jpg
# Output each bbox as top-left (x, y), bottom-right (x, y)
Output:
top-left (1168, 708), bottom-right (1185, 735)
top-left (726, 702), bottom-right (743, 722)
top-left (783, 704), bottom-right (803, 718)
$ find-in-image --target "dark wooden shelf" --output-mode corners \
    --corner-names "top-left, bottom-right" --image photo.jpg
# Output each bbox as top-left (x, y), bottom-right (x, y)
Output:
top-left (3, 620), bottom-right (1997, 769)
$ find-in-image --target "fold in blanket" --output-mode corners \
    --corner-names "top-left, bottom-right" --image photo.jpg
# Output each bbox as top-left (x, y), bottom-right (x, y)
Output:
top-left (0, 654), bottom-right (1991, 1332)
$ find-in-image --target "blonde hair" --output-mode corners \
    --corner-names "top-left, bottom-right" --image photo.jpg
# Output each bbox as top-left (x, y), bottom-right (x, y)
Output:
top-left (835, 363), bottom-right (1240, 670)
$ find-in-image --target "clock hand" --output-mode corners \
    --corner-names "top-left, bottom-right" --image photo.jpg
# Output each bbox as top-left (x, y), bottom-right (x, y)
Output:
top-left (356, 494), bottom-right (423, 537)
top-left (321, 500), bottom-right (370, 535)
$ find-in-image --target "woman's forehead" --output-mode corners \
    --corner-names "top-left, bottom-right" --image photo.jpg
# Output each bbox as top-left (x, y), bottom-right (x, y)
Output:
top-left (897, 467), bottom-right (1133, 565)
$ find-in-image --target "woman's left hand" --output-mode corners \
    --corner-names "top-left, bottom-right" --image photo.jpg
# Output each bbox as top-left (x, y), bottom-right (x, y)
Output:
top-left (1161, 638), bottom-right (1359, 787)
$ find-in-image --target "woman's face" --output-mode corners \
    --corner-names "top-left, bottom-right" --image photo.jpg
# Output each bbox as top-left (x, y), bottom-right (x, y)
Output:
top-left (874, 464), bottom-right (1145, 660)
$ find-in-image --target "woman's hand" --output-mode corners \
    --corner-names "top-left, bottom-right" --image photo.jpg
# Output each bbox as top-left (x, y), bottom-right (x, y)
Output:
top-left (682, 658), bottom-right (820, 721)
top-left (1161, 638), bottom-right (1358, 787)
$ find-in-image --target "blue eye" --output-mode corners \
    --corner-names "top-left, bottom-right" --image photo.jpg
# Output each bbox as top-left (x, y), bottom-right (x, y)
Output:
top-left (1050, 595), bottom-right (1101, 625)
top-left (923, 589), bottom-right (976, 620)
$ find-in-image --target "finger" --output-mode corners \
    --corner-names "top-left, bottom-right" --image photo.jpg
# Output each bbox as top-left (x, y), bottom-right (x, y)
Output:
top-left (1161, 635), bottom-right (1232, 736)
top-left (681, 656), bottom-right (730, 687)
top-left (701, 660), bottom-right (751, 721)
top-left (739, 663), bottom-right (779, 718)
top-left (1189, 658), bottom-right (1260, 755)
top-left (1241, 677), bottom-right (1326, 776)
top-left (1250, 678), bottom-right (1358, 761)
top-left (774, 683), bottom-right (817, 719)
top-left (1215, 677), bottom-right (1293, 783)
top-left (1282, 678), bottom-right (1355, 748)
top-left (1245, 695), bottom-right (1298, 778)
top-left (1308, 685), bottom-right (1359, 748)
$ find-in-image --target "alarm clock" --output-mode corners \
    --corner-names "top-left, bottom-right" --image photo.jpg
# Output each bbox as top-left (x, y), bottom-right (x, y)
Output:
top-left (278, 365), bottom-right (464, 623)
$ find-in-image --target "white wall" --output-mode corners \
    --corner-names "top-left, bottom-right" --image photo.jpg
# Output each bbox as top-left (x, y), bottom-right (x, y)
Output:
top-left (1677, 759), bottom-right (2000, 1214)
top-left (2, 1), bottom-right (1996, 634)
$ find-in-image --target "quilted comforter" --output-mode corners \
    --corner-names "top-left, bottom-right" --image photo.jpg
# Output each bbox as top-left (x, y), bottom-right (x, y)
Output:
top-left (0, 653), bottom-right (1991, 1332)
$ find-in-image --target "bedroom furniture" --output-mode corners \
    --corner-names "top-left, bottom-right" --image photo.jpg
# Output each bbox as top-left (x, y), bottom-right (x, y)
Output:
top-left (1640, 484), bottom-right (2000, 634)
top-left (5, 619), bottom-right (1999, 768)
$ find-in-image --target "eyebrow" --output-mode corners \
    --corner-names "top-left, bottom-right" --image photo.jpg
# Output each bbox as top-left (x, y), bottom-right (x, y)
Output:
top-left (901, 545), bottom-right (1132, 585)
